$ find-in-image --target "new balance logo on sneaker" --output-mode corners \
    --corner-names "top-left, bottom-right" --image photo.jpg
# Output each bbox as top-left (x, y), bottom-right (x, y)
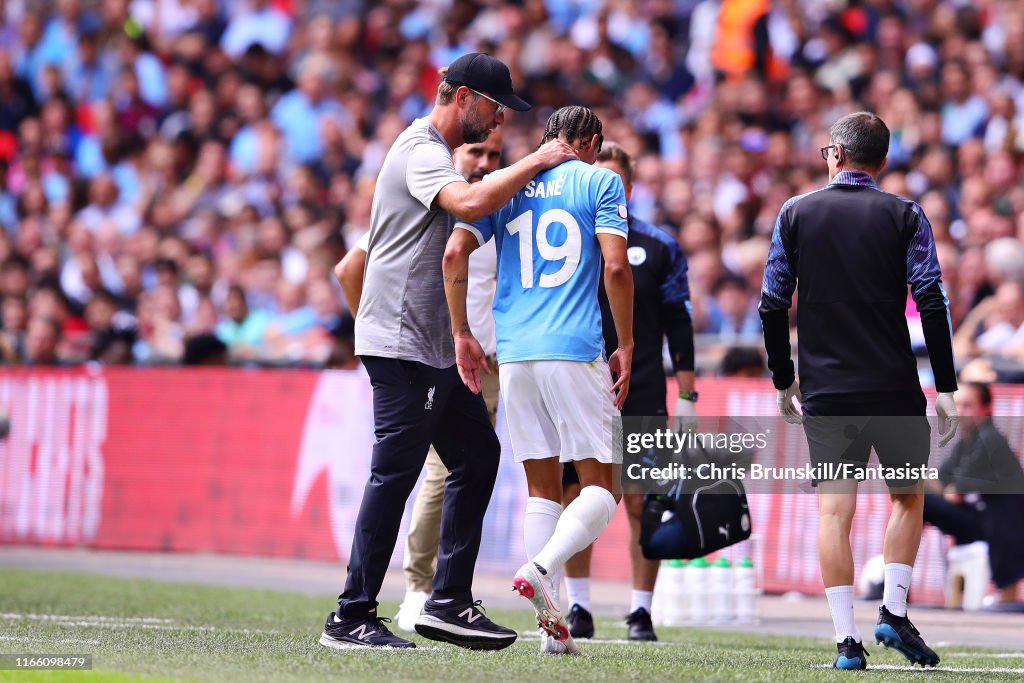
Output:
top-left (320, 612), bottom-right (415, 649)
top-left (349, 624), bottom-right (377, 640)
top-left (459, 607), bottom-right (483, 623)
top-left (414, 599), bottom-right (517, 650)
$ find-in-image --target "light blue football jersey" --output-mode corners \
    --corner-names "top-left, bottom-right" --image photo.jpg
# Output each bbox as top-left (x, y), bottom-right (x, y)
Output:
top-left (456, 160), bottom-right (628, 363)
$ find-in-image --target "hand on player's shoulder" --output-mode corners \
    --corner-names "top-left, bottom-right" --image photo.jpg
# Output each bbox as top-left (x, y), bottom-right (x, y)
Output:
top-left (532, 139), bottom-right (578, 170)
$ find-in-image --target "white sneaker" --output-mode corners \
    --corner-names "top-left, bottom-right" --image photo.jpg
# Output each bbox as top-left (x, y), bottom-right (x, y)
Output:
top-left (513, 562), bottom-right (572, 644)
top-left (395, 591), bottom-right (429, 633)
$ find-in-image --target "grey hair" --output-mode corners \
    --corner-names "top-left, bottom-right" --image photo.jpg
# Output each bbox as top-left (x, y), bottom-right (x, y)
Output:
top-left (830, 111), bottom-right (890, 169)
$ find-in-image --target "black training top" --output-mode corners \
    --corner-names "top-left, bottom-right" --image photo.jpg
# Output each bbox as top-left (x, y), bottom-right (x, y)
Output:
top-left (759, 170), bottom-right (957, 397)
top-left (600, 217), bottom-right (694, 413)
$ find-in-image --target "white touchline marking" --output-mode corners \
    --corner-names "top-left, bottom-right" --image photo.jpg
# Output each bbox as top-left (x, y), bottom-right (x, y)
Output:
top-left (516, 631), bottom-right (689, 647)
top-left (814, 664), bottom-right (1024, 674)
top-left (54, 622), bottom-right (280, 634)
top-left (944, 653), bottom-right (1024, 659)
top-left (0, 613), bottom-right (278, 634)
top-left (318, 641), bottom-right (445, 653)
top-left (0, 636), bottom-right (101, 645)
top-left (0, 613), bottom-right (175, 624)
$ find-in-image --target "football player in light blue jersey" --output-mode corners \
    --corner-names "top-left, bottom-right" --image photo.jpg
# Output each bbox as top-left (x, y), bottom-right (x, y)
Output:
top-left (443, 106), bottom-right (634, 655)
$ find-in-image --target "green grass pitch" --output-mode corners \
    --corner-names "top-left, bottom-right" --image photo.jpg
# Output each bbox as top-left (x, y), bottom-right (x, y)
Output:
top-left (0, 568), bottom-right (1022, 682)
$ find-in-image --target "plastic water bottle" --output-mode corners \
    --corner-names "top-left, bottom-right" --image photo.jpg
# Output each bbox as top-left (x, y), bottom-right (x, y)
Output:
top-left (734, 556), bottom-right (759, 624)
top-left (652, 560), bottom-right (672, 626)
top-left (711, 556), bottom-right (733, 623)
top-left (675, 559), bottom-right (692, 624)
top-left (686, 557), bottom-right (711, 624)
top-left (661, 559), bottom-right (687, 626)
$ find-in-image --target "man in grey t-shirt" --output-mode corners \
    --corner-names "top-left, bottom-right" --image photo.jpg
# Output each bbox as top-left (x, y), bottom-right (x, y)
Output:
top-left (320, 53), bottom-right (576, 651)
top-left (333, 131), bottom-right (506, 636)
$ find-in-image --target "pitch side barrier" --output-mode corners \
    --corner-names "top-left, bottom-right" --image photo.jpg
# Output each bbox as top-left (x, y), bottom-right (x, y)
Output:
top-left (3, 369), bottom-right (1023, 603)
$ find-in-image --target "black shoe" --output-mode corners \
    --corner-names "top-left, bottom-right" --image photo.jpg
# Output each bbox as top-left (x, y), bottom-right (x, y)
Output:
top-left (320, 611), bottom-right (415, 649)
top-left (833, 636), bottom-right (869, 670)
top-left (626, 607), bottom-right (657, 641)
top-left (414, 599), bottom-right (517, 650)
top-left (566, 604), bottom-right (595, 639)
top-left (874, 606), bottom-right (940, 667)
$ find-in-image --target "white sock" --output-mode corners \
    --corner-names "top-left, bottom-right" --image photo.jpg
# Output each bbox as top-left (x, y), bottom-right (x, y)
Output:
top-left (825, 585), bottom-right (860, 643)
top-left (883, 563), bottom-right (913, 617)
top-left (565, 577), bottom-right (591, 611)
top-left (524, 496), bottom-right (563, 605)
top-left (532, 486), bottom-right (617, 576)
top-left (630, 590), bottom-right (653, 614)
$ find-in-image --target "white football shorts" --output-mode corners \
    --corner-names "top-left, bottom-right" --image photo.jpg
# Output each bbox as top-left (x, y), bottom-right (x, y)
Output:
top-left (498, 358), bottom-right (621, 464)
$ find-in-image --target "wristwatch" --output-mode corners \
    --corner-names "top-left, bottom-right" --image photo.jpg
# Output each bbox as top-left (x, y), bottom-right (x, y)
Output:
top-left (678, 391), bottom-right (699, 402)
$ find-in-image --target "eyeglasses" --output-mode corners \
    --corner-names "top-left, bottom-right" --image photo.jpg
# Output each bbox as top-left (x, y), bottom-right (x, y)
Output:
top-left (820, 144), bottom-right (849, 161)
top-left (469, 88), bottom-right (506, 116)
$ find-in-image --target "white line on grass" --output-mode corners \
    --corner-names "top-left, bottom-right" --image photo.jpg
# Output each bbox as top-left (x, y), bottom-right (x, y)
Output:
top-left (0, 613), bottom-right (175, 624)
top-left (943, 653), bottom-right (1024, 659)
top-left (0, 613), bottom-right (279, 635)
top-left (814, 664), bottom-right (1024, 674)
top-left (516, 631), bottom-right (689, 647)
top-left (318, 644), bottom-right (446, 653)
top-left (55, 621), bottom-right (281, 635)
top-left (0, 636), bottom-right (101, 645)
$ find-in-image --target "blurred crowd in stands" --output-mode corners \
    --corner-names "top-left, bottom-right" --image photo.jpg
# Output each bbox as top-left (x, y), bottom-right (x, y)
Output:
top-left (2, 0), bottom-right (1024, 379)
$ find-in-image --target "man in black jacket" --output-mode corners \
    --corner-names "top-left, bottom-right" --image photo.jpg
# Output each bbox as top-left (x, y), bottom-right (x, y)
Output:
top-left (759, 112), bottom-right (959, 670)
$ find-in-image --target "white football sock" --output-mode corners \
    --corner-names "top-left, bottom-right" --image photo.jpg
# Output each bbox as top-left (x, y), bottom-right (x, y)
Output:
top-left (825, 585), bottom-right (860, 643)
top-left (524, 496), bottom-right (563, 605)
top-left (565, 577), bottom-right (591, 612)
top-left (631, 590), bottom-right (653, 614)
top-left (532, 486), bottom-right (617, 577)
top-left (883, 563), bottom-right (913, 617)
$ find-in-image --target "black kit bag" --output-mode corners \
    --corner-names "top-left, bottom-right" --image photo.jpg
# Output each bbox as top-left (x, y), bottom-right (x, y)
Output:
top-left (639, 445), bottom-right (752, 560)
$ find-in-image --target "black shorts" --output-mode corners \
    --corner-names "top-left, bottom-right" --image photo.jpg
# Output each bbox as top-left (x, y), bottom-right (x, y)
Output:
top-left (801, 391), bottom-right (930, 488)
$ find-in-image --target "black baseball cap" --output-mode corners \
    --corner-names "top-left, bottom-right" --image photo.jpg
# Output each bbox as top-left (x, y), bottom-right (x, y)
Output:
top-left (443, 53), bottom-right (531, 112)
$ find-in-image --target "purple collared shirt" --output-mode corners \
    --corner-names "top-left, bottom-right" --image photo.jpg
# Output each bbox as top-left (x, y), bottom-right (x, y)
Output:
top-left (829, 170), bottom-right (878, 187)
